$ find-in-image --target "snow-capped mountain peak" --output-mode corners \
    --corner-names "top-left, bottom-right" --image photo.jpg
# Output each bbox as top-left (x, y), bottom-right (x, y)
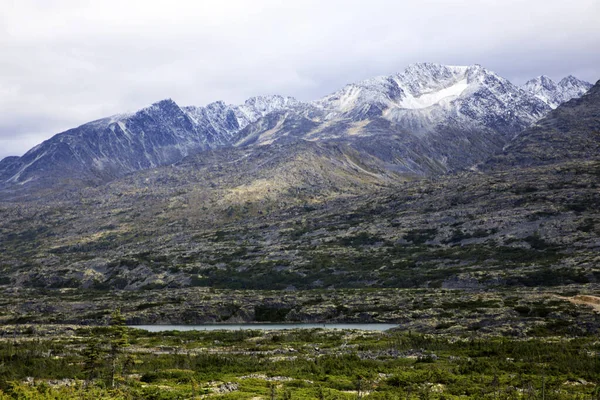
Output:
top-left (559, 75), bottom-right (588, 87)
top-left (312, 63), bottom-right (549, 136)
top-left (234, 95), bottom-right (302, 128)
top-left (396, 63), bottom-right (471, 96)
top-left (522, 75), bottom-right (592, 109)
top-left (395, 64), bottom-right (474, 109)
top-left (1, 63), bottom-right (592, 192)
top-left (526, 75), bottom-right (557, 89)
top-left (313, 64), bottom-right (478, 119)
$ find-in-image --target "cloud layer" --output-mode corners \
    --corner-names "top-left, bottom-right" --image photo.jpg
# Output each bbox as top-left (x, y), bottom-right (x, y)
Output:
top-left (1, 0), bottom-right (599, 159)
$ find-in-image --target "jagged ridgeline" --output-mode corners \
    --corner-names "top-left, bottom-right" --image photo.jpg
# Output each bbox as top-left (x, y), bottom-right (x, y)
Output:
top-left (0, 73), bottom-right (597, 292)
top-left (0, 63), bottom-right (592, 198)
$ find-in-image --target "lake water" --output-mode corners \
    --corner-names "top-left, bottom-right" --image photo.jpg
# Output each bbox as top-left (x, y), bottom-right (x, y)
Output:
top-left (130, 323), bottom-right (398, 332)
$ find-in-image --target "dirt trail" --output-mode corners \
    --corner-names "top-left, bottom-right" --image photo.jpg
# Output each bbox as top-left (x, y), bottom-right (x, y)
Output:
top-left (558, 295), bottom-right (600, 313)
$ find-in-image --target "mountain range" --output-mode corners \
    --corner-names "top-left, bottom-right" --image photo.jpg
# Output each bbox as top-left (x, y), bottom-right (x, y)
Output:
top-left (522, 75), bottom-right (592, 109)
top-left (0, 54), bottom-right (598, 296)
top-left (0, 63), bottom-right (592, 198)
top-left (0, 75), bottom-right (598, 293)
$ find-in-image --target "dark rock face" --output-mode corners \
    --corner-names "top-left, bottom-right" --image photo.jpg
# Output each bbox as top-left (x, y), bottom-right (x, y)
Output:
top-left (0, 97), bottom-right (295, 194)
top-left (0, 99), bottom-right (222, 190)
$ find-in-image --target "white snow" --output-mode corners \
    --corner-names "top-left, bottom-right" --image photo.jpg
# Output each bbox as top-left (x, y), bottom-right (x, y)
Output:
top-left (533, 94), bottom-right (557, 109)
top-left (338, 86), bottom-right (363, 112)
top-left (522, 75), bottom-right (592, 109)
top-left (235, 95), bottom-right (301, 128)
top-left (398, 79), bottom-right (469, 109)
top-left (8, 150), bottom-right (48, 183)
top-left (109, 113), bottom-right (131, 124)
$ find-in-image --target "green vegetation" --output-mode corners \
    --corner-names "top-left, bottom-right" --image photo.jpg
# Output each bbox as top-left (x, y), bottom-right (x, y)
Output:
top-left (0, 326), bottom-right (599, 399)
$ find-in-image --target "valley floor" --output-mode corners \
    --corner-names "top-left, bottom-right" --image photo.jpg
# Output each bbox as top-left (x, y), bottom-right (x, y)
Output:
top-left (1, 321), bottom-right (599, 399)
top-left (1, 285), bottom-right (599, 399)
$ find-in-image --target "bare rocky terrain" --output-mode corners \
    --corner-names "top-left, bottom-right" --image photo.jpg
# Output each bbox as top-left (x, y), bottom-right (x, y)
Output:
top-left (1, 284), bottom-right (599, 337)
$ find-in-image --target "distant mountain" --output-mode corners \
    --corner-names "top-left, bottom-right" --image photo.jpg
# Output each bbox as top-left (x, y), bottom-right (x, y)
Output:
top-left (238, 63), bottom-right (554, 174)
top-left (485, 79), bottom-right (600, 169)
top-left (522, 75), bottom-right (592, 109)
top-left (241, 64), bottom-right (551, 145)
top-left (0, 96), bottom-right (297, 192)
top-left (315, 63), bottom-right (549, 134)
top-left (0, 64), bottom-right (592, 195)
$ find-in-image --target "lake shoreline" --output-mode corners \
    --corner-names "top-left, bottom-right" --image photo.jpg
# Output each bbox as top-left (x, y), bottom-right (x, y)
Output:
top-left (129, 323), bottom-right (399, 332)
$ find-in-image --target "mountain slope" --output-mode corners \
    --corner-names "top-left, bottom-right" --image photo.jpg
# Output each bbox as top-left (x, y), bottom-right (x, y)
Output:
top-left (241, 63), bottom-right (555, 175)
top-left (522, 75), bottom-right (592, 109)
top-left (0, 96), bottom-right (300, 194)
top-left (0, 99), bottom-right (222, 190)
top-left (484, 79), bottom-right (600, 169)
top-left (313, 63), bottom-right (550, 135)
top-left (0, 77), bottom-right (599, 291)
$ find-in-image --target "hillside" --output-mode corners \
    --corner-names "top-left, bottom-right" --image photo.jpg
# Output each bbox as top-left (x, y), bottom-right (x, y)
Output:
top-left (1, 83), bottom-right (599, 292)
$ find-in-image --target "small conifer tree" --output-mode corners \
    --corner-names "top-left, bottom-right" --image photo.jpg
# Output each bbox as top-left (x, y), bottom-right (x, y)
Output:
top-left (108, 308), bottom-right (129, 388)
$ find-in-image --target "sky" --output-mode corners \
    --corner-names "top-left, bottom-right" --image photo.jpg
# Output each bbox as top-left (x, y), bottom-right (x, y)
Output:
top-left (1, 0), bottom-right (599, 160)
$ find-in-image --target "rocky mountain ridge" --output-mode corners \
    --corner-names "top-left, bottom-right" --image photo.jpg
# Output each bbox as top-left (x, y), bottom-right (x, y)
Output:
top-left (313, 64), bottom-right (548, 134)
top-left (522, 75), bottom-right (592, 109)
top-left (0, 95), bottom-right (298, 194)
top-left (0, 64), bottom-right (592, 198)
top-left (485, 79), bottom-right (600, 169)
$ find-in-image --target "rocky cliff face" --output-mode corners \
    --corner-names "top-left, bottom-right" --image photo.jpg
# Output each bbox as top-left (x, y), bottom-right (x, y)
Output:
top-left (314, 63), bottom-right (550, 135)
top-left (0, 99), bottom-right (222, 190)
top-left (239, 63), bottom-right (559, 175)
top-left (0, 96), bottom-right (298, 193)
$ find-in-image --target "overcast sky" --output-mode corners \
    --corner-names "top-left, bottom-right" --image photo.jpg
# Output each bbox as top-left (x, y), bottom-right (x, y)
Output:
top-left (1, 0), bottom-right (599, 160)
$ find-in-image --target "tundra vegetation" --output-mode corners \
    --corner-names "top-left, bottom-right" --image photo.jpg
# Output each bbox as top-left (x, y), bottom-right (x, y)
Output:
top-left (0, 154), bottom-right (599, 399)
top-left (1, 322), bottom-right (600, 399)
top-left (0, 285), bottom-right (599, 399)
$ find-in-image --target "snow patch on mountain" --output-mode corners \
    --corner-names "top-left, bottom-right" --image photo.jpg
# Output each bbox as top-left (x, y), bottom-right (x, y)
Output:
top-left (309, 63), bottom-right (550, 137)
top-left (398, 79), bottom-right (469, 109)
top-left (235, 95), bottom-right (302, 128)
